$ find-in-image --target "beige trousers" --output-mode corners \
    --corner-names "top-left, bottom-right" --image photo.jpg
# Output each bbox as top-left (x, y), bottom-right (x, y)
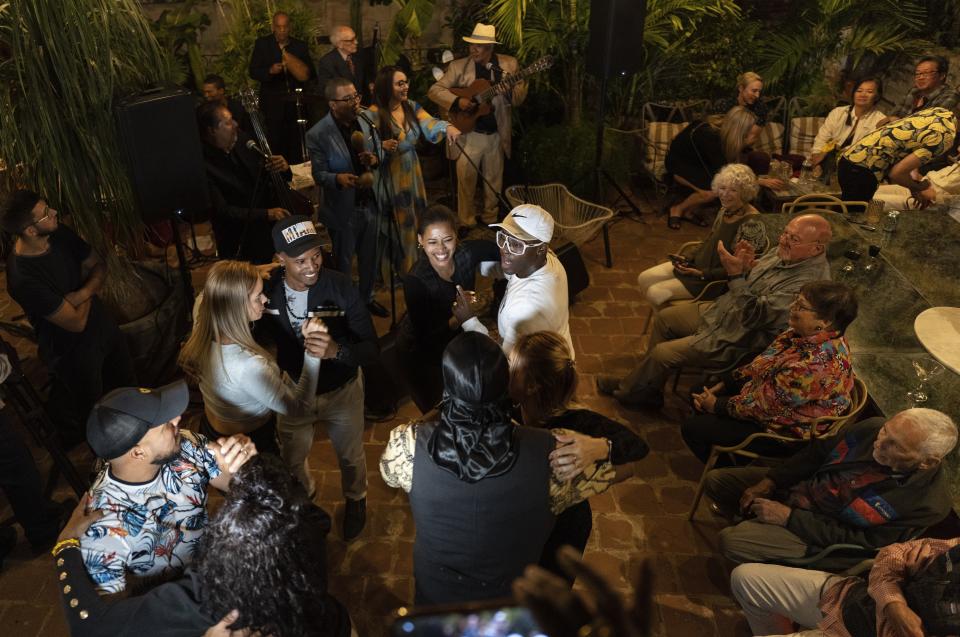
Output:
top-left (456, 131), bottom-right (503, 226)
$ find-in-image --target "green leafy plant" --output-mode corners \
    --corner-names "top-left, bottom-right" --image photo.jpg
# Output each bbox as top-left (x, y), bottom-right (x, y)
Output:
top-left (486, 0), bottom-right (741, 126)
top-left (379, 0), bottom-right (438, 66)
top-left (213, 0), bottom-right (321, 95)
top-left (756, 0), bottom-right (931, 98)
top-left (150, 0), bottom-right (211, 92)
top-left (0, 0), bottom-right (177, 297)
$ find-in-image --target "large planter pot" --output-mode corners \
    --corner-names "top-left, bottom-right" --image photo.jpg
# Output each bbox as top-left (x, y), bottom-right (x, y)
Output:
top-left (118, 262), bottom-right (189, 386)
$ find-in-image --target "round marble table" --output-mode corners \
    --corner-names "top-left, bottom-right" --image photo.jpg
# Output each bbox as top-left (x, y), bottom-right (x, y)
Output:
top-left (914, 307), bottom-right (960, 374)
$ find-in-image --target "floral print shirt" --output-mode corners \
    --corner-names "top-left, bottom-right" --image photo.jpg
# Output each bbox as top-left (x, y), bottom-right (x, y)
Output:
top-left (841, 106), bottom-right (957, 183)
top-left (722, 328), bottom-right (854, 437)
top-left (80, 431), bottom-right (220, 593)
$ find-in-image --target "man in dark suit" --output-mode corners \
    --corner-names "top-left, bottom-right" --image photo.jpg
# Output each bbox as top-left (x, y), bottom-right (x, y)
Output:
top-left (198, 101), bottom-right (291, 263)
top-left (316, 25), bottom-right (370, 106)
top-left (305, 77), bottom-right (388, 317)
top-left (248, 11), bottom-right (315, 162)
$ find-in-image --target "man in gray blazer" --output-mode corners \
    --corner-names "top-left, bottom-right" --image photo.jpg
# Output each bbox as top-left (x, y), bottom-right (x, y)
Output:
top-left (304, 77), bottom-right (388, 317)
top-left (428, 23), bottom-right (527, 232)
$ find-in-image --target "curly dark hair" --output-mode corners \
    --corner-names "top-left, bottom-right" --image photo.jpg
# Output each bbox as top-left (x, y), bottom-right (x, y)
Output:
top-left (195, 455), bottom-right (334, 636)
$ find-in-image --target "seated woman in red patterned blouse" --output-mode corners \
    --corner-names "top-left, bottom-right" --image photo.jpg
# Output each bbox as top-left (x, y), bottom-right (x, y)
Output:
top-left (681, 281), bottom-right (858, 464)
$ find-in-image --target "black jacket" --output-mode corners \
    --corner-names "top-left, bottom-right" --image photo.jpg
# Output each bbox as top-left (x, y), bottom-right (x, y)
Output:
top-left (248, 35), bottom-right (315, 95)
top-left (316, 48), bottom-right (369, 105)
top-left (257, 266), bottom-right (379, 395)
top-left (768, 418), bottom-right (953, 551)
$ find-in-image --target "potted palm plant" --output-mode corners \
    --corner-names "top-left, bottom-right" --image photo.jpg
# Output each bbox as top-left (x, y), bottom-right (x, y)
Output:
top-left (0, 0), bottom-right (188, 384)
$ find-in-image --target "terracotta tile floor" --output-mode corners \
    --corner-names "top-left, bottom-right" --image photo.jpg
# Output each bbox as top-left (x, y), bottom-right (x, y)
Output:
top-left (0, 200), bottom-right (753, 636)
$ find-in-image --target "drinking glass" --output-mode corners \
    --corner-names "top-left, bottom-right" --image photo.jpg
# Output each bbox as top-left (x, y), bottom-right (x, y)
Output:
top-left (906, 359), bottom-right (945, 404)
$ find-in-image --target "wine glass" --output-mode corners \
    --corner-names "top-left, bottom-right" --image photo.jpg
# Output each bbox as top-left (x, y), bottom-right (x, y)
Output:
top-left (864, 244), bottom-right (881, 272)
top-left (840, 248), bottom-right (861, 275)
top-left (906, 359), bottom-right (945, 404)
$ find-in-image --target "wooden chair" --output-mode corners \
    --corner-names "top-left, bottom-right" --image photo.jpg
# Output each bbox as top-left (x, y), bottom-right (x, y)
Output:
top-left (781, 194), bottom-right (871, 215)
top-left (687, 376), bottom-right (868, 521)
top-left (504, 183), bottom-right (615, 266)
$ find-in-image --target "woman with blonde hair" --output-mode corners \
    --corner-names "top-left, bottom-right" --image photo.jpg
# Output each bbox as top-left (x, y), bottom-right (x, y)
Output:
top-left (716, 71), bottom-right (769, 126)
top-left (178, 260), bottom-right (324, 455)
top-left (637, 163), bottom-right (767, 306)
top-left (509, 331), bottom-right (648, 577)
top-left (664, 107), bottom-right (784, 228)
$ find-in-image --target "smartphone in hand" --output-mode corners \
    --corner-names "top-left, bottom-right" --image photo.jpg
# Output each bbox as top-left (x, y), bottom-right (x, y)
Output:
top-left (668, 253), bottom-right (690, 267)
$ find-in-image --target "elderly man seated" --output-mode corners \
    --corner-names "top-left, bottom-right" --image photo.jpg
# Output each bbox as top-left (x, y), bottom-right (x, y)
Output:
top-left (704, 408), bottom-right (957, 568)
top-left (731, 535), bottom-right (960, 636)
top-left (599, 214), bottom-right (832, 409)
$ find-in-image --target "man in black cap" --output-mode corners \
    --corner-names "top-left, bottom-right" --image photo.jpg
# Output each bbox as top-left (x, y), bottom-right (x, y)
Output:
top-left (79, 380), bottom-right (256, 594)
top-left (258, 215), bottom-right (377, 540)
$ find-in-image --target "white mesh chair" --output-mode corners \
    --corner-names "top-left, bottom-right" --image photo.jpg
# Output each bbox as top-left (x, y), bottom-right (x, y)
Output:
top-left (505, 184), bottom-right (615, 266)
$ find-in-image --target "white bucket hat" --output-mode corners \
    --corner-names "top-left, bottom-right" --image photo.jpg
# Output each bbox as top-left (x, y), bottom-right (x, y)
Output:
top-left (463, 23), bottom-right (500, 45)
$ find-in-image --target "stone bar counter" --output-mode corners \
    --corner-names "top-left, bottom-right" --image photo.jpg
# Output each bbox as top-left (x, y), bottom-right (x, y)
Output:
top-left (761, 208), bottom-right (960, 421)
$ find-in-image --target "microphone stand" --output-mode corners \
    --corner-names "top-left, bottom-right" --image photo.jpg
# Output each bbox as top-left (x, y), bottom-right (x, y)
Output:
top-left (360, 110), bottom-right (401, 328)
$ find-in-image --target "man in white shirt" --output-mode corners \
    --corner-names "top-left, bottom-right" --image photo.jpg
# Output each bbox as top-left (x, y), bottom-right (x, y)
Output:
top-left (456, 204), bottom-right (573, 358)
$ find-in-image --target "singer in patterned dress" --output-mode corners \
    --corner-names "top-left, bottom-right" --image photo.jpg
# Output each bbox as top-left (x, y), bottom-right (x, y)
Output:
top-left (361, 66), bottom-right (460, 273)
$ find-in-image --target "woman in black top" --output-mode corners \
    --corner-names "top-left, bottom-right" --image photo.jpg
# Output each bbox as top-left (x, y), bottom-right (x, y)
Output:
top-left (52, 455), bottom-right (351, 637)
top-left (665, 106), bottom-right (783, 229)
top-left (509, 331), bottom-right (649, 578)
top-left (397, 204), bottom-right (499, 412)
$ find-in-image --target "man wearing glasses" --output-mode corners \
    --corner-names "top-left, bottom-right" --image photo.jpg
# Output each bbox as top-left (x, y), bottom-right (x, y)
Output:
top-left (305, 77), bottom-right (388, 318)
top-left (599, 214), bottom-right (832, 410)
top-left (886, 56), bottom-right (959, 122)
top-left (316, 25), bottom-right (371, 106)
top-left (1, 190), bottom-right (135, 443)
top-left (456, 204), bottom-right (572, 358)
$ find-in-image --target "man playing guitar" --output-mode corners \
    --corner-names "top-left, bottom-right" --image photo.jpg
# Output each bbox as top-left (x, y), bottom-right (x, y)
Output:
top-left (428, 23), bottom-right (527, 235)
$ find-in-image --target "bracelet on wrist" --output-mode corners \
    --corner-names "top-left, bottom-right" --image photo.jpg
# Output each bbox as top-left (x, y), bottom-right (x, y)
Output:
top-left (51, 538), bottom-right (80, 557)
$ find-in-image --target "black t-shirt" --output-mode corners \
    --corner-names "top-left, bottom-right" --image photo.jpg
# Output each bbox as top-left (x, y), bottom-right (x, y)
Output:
top-left (6, 225), bottom-right (117, 364)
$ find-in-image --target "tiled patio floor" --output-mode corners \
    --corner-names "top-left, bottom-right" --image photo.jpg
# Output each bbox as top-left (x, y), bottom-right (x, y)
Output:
top-left (0, 200), bottom-right (752, 636)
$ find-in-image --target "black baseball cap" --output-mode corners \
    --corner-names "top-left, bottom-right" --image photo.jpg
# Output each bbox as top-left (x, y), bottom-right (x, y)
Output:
top-left (272, 215), bottom-right (324, 257)
top-left (86, 380), bottom-right (189, 460)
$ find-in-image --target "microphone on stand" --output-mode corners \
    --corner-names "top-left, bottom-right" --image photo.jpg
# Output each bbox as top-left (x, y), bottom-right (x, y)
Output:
top-left (246, 139), bottom-right (271, 159)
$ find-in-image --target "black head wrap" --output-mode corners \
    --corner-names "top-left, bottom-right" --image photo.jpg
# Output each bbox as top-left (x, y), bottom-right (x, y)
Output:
top-left (427, 332), bottom-right (517, 483)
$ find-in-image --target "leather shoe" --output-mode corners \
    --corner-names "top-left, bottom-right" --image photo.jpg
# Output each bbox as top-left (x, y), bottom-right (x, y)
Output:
top-left (366, 300), bottom-right (390, 318)
top-left (595, 375), bottom-right (622, 396)
top-left (343, 497), bottom-right (367, 541)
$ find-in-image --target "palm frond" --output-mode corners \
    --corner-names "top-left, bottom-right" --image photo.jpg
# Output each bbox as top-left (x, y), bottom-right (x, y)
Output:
top-left (485, 0), bottom-right (527, 49)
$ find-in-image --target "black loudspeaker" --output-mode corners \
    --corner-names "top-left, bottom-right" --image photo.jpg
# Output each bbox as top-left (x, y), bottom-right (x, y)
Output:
top-left (115, 88), bottom-right (210, 224)
top-left (556, 242), bottom-right (590, 301)
top-left (586, 0), bottom-right (646, 78)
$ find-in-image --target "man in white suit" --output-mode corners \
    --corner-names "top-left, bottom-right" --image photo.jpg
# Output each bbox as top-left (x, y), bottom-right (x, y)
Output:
top-left (428, 23), bottom-right (527, 232)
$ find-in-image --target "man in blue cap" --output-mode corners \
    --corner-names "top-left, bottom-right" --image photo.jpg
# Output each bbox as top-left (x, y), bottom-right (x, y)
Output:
top-left (79, 380), bottom-right (256, 594)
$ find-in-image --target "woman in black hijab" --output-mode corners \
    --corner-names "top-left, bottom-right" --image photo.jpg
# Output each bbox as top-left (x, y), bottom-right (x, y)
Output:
top-left (380, 332), bottom-right (617, 605)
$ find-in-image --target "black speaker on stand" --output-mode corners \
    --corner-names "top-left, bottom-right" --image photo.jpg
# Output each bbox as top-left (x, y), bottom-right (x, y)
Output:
top-left (116, 87), bottom-right (211, 319)
top-left (574, 0), bottom-right (647, 267)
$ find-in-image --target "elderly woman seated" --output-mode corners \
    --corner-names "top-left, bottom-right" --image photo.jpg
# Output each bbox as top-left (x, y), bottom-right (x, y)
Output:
top-left (380, 332), bottom-right (615, 605)
top-left (638, 163), bottom-right (767, 306)
top-left (681, 281), bottom-right (858, 464)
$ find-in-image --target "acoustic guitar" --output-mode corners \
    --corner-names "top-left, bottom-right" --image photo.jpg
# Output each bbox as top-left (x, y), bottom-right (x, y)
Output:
top-left (448, 56), bottom-right (554, 133)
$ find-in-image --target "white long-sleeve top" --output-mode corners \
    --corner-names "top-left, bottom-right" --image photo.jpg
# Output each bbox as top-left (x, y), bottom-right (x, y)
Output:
top-left (810, 106), bottom-right (887, 156)
top-left (462, 251), bottom-right (573, 359)
top-left (200, 343), bottom-right (320, 429)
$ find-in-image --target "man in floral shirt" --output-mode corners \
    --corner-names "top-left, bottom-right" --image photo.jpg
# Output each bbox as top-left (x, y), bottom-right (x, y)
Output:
top-left (80, 381), bottom-right (256, 594)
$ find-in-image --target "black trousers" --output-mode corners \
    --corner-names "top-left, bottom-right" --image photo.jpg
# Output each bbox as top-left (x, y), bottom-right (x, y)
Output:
top-left (0, 410), bottom-right (63, 546)
top-left (48, 325), bottom-right (137, 443)
top-left (681, 412), bottom-right (798, 465)
top-left (837, 158), bottom-right (879, 203)
top-left (325, 204), bottom-right (377, 302)
top-left (539, 500), bottom-right (592, 583)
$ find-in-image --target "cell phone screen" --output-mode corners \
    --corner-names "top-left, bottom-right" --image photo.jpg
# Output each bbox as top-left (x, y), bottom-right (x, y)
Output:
top-left (392, 605), bottom-right (547, 636)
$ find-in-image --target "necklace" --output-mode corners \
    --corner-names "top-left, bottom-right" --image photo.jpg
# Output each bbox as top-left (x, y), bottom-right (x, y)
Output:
top-left (723, 205), bottom-right (746, 218)
top-left (283, 277), bottom-right (308, 321)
